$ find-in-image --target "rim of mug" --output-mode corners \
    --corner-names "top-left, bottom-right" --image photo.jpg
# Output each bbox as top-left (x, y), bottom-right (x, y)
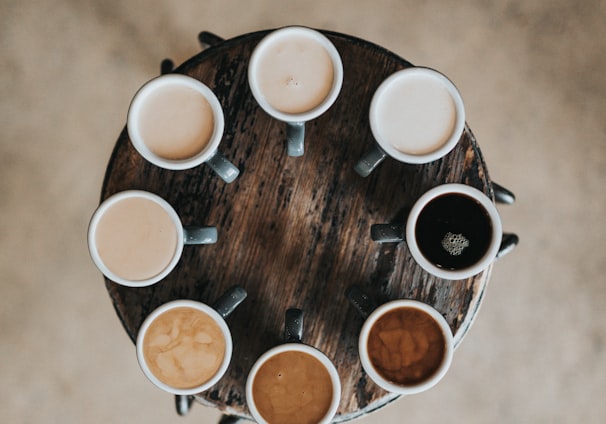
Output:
top-left (406, 183), bottom-right (503, 280)
top-left (87, 190), bottom-right (184, 287)
top-left (248, 25), bottom-right (344, 123)
top-left (358, 299), bottom-right (454, 395)
top-left (127, 74), bottom-right (225, 170)
top-left (245, 342), bottom-right (342, 424)
top-left (369, 67), bottom-right (466, 164)
top-left (135, 299), bottom-right (233, 396)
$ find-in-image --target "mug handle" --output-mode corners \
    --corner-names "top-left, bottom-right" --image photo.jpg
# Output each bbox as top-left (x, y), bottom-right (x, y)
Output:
top-left (285, 308), bottom-right (304, 343)
top-left (354, 144), bottom-right (387, 177)
top-left (183, 226), bottom-right (218, 245)
top-left (287, 122), bottom-right (305, 157)
top-left (345, 285), bottom-right (377, 319)
top-left (212, 285), bottom-right (248, 320)
top-left (370, 224), bottom-right (518, 259)
top-left (206, 150), bottom-right (240, 184)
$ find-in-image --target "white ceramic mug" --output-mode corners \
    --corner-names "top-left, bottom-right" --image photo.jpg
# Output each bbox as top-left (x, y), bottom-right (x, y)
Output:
top-left (355, 67), bottom-right (465, 176)
top-left (347, 287), bottom-right (454, 395)
top-left (371, 183), bottom-right (503, 280)
top-left (246, 309), bottom-right (341, 424)
top-left (136, 287), bottom-right (246, 395)
top-left (127, 74), bottom-right (239, 183)
top-left (248, 26), bottom-right (343, 157)
top-left (88, 190), bottom-right (217, 287)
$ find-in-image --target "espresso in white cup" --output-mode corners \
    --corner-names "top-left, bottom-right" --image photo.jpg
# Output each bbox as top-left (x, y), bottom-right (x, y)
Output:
top-left (372, 184), bottom-right (503, 280)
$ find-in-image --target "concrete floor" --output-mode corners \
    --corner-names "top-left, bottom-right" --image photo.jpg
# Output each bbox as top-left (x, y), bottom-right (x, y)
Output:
top-left (1, 0), bottom-right (605, 423)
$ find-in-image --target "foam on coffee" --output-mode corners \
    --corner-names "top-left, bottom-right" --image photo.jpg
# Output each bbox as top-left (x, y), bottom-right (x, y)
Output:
top-left (254, 32), bottom-right (335, 114)
top-left (142, 306), bottom-right (226, 390)
top-left (373, 71), bottom-right (456, 155)
top-left (367, 306), bottom-right (446, 386)
top-left (94, 196), bottom-right (178, 281)
top-left (137, 83), bottom-right (214, 160)
top-left (251, 350), bottom-right (334, 424)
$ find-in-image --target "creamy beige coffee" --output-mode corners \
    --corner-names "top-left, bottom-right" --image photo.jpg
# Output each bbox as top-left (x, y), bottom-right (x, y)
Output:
top-left (94, 196), bottom-right (178, 282)
top-left (254, 33), bottom-right (335, 114)
top-left (137, 82), bottom-right (215, 160)
top-left (142, 306), bottom-right (226, 390)
top-left (251, 350), bottom-right (334, 424)
top-left (373, 72), bottom-right (456, 155)
top-left (367, 306), bottom-right (446, 386)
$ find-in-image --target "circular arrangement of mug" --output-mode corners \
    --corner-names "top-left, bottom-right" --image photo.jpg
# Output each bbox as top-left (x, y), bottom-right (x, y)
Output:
top-left (92, 25), bottom-right (516, 419)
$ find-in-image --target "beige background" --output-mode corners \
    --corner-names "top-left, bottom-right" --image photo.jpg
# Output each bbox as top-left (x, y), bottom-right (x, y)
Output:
top-left (2, 0), bottom-right (605, 423)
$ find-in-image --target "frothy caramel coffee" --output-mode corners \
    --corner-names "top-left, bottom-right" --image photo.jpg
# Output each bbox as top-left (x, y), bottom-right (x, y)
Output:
top-left (142, 306), bottom-right (226, 390)
top-left (367, 306), bottom-right (446, 386)
top-left (251, 350), bottom-right (334, 424)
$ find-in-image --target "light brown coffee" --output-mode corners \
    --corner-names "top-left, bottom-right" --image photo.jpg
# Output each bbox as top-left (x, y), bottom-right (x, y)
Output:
top-left (138, 83), bottom-right (214, 160)
top-left (252, 350), bottom-right (333, 424)
top-left (367, 307), bottom-right (446, 386)
top-left (94, 196), bottom-right (178, 281)
top-left (142, 306), bottom-right (226, 389)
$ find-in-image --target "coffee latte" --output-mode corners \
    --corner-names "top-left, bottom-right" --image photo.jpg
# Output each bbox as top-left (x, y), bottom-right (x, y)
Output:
top-left (251, 350), bottom-right (334, 424)
top-left (94, 195), bottom-right (178, 282)
top-left (142, 306), bottom-right (226, 390)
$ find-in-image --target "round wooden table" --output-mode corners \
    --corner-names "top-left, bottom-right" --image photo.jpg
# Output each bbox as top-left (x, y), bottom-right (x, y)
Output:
top-left (101, 29), bottom-right (499, 422)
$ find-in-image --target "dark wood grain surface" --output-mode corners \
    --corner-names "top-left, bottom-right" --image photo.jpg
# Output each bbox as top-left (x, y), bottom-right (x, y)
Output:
top-left (100, 29), bottom-right (495, 421)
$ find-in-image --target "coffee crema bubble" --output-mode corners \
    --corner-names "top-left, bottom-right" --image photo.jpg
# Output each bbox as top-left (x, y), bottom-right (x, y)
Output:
top-left (142, 307), bottom-right (226, 390)
top-left (367, 307), bottom-right (446, 386)
top-left (415, 193), bottom-right (492, 270)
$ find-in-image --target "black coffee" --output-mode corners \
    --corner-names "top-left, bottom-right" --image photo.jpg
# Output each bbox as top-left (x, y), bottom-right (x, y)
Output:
top-left (415, 193), bottom-right (492, 271)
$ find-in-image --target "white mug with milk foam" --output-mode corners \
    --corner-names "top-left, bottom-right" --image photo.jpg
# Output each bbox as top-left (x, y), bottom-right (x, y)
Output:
top-left (355, 67), bottom-right (465, 176)
top-left (127, 74), bottom-right (240, 183)
top-left (248, 26), bottom-right (343, 157)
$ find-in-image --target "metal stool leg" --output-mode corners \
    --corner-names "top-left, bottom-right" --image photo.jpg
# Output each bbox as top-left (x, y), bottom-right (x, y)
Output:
top-left (175, 395), bottom-right (194, 416)
top-left (160, 58), bottom-right (174, 75)
top-left (198, 31), bottom-right (225, 49)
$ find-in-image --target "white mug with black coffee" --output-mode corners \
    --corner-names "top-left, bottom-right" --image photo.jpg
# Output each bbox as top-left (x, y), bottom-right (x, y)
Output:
top-left (346, 286), bottom-right (454, 395)
top-left (88, 190), bottom-right (217, 287)
top-left (355, 67), bottom-right (465, 177)
top-left (246, 309), bottom-right (341, 424)
top-left (127, 74), bottom-right (240, 183)
top-left (136, 286), bottom-right (247, 395)
top-left (371, 184), bottom-right (503, 280)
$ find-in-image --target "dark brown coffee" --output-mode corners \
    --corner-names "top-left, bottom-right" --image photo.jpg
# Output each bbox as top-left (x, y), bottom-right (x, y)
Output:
top-left (251, 350), bottom-right (333, 424)
top-left (367, 306), bottom-right (446, 386)
top-left (415, 193), bottom-right (492, 270)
